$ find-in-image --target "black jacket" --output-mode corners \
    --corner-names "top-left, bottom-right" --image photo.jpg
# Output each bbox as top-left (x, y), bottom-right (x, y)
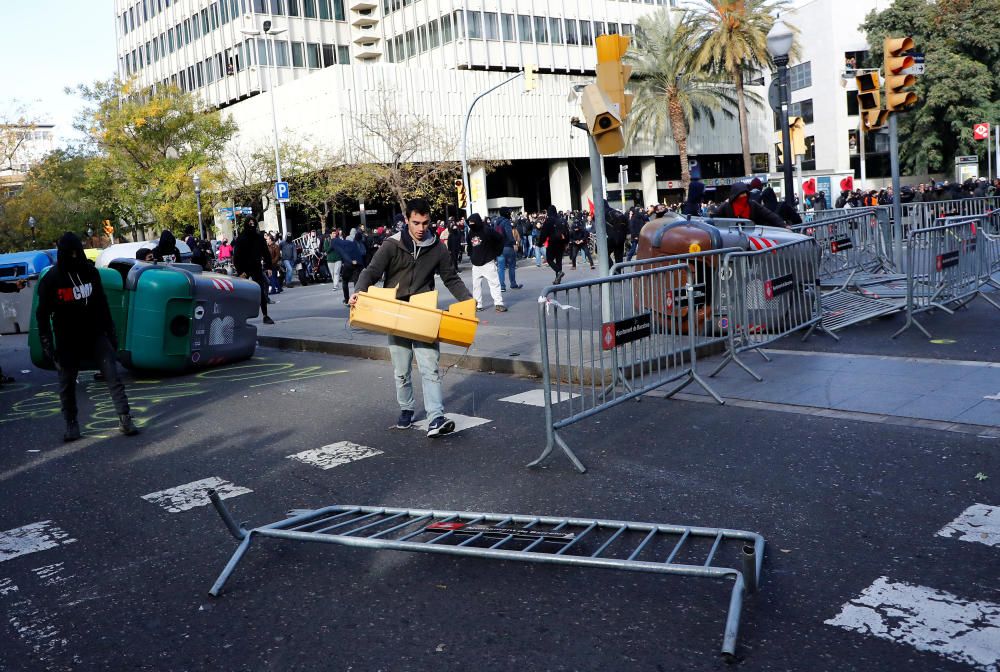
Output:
top-left (356, 229), bottom-right (472, 302)
top-left (36, 233), bottom-right (117, 367)
top-left (466, 223), bottom-right (503, 266)
top-left (234, 228), bottom-right (272, 276)
top-left (714, 183), bottom-right (788, 228)
top-left (153, 231), bottom-right (182, 263)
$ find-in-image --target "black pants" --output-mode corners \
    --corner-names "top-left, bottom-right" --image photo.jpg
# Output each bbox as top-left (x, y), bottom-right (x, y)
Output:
top-left (58, 335), bottom-right (129, 424)
top-left (249, 269), bottom-right (269, 317)
top-left (546, 246), bottom-right (564, 276)
top-left (449, 247), bottom-right (462, 273)
top-left (568, 242), bottom-right (593, 268)
top-left (341, 263), bottom-right (361, 302)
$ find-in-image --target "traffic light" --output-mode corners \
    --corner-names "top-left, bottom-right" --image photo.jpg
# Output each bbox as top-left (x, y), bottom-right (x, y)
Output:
top-left (774, 133), bottom-right (784, 166)
top-left (103, 220), bottom-right (113, 236)
top-left (524, 64), bottom-right (537, 92)
top-left (580, 84), bottom-right (624, 155)
top-left (855, 72), bottom-right (888, 132)
top-left (595, 35), bottom-right (633, 121)
top-left (884, 36), bottom-right (918, 112)
top-left (455, 179), bottom-right (467, 209)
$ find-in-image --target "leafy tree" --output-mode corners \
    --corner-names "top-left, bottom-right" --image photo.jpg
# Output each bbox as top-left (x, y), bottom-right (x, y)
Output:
top-left (75, 78), bottom-right (236, 241)
top-left (862, 0), bottom-right (1000, 174)
top-left (684, 0), bottom-right (793, 176)
top-left (625, 10), bottom-right (742, 187)
top-left (0, 102), bottom-right (39, 176)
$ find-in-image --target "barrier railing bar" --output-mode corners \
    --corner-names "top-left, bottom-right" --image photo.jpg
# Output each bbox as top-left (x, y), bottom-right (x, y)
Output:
top-left (663, 529), bottom-right (690, 565)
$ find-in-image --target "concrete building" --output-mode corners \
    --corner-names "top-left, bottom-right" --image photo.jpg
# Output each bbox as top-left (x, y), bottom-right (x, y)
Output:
top-left (1, 124), bottom-right (57, 195)
top-left (114, 0), bottom-right (777, 231)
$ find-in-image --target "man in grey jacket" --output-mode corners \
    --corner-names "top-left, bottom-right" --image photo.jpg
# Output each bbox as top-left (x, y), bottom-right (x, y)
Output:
top-left (350, 198), bottom-right (473, 437)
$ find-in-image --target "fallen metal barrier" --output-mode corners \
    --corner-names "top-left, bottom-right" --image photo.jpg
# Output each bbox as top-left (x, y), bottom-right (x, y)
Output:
top-left (532, 263), bottom-right (723, 473)
top-left (892, 216), bottom-right (992, 338)
top-left (711, 237), bottom-right (830, 381)
top-left (207, 492), bottom-right (766, 660)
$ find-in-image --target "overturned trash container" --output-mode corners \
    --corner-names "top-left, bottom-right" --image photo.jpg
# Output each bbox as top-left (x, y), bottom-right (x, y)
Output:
top-left (121, 262), bottom-right (259, 371)
top-left (0, 250), bottom-right (56, 334)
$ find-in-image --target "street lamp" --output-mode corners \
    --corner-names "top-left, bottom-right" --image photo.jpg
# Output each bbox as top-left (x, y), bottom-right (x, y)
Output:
top-left (241, 21), bottom-right (289, 239)
top-left (767, 17), bottom-right (796, 206)
top-left (27, 216), bottom-right (36, 247)
top-left (193, 173), bottom-right (205, 240)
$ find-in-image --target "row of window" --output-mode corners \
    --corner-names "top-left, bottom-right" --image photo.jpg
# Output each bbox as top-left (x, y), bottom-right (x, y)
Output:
top-left (251, 0), bottom-right (345, 20)
top-left (789, 62), bottom-right (812, 92)
top-left (121, 0), bottom-right (344, 36)
top-left (385, 12), bottom-right (635, 63)
top-left (382, 0), bottom-right (673, 15)
top-left (123, 0), bottom-right (241, 74)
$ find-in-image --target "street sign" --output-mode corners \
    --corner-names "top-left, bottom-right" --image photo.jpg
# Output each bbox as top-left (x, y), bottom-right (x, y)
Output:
top-left (351, 209), bottom-right (378, 216)
top-left (239, 206), bottom-right (253, 215)
top-left (768, 80), bottom-right (781, 113)
top-left (901, 53), bottom-right (925, 75)
top-left (974, 123), bottom-right (990, 141)
top-left (955, 155), bottom-right (979, 165)
top-left (275, 181), bottom-right (290, 202)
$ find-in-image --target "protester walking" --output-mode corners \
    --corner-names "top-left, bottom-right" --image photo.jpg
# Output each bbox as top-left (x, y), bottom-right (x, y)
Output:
top-left (326, 230), bottom-right (343, 290)
top-left (466, 213), bottom-right (506, 313)
top-left (494, 207), bottom-right (523, 290)
top-left (540, 205), bottom-right (568, 284)
top-left (279, 235), bottom-right (296, 287)
top-left (234, 218), bottom-right (275, 325)
top-left (152, 230), bottom-right (182, 263)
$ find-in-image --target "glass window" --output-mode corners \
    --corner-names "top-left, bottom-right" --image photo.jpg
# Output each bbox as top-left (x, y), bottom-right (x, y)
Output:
top-left (467, 11), bottom-right (483, 39)
top-left (322, 44), bottom-right (335, 66)
top-left (517, 14), bottom-right (532, 42)
top-left (483, 12), bottom-right (499, 40)
top-left (593, 21), bottom-right (605, 37)
top-left (338, 45), bottom-right (349, 63)
top-left (789, 99), bottom-right (814, 124)
top-left (307, 42), bottom-right (321, 67)
top-left (454, 10), bottom-right (464, 38)
top-left (501, 13), bottom-right (514, 41)
top-left (275, 40), bottom-right (290, 66)
top-left (846, 90), bottom-right (859, 116)
top-left (221, 0), bottom-right (230, 22)
top-left (253, 0), bottom-right (266, 11)
top-left (428, 19), bottom-right (440, 48)
top-left (319, 0), bottom-right (331, 19)
top-left (287, 0), bottom-right (299, 15)
top-left (257, 40), bottom-right (269, 65)
top-left (211, 3), bottom-right (219, 29)
top-left (386, 39), bottom-right (394, 62)
top-left (549, 17), bottom-right (562, 44)
top-left (333, 0), bottom-right (345, 20)
top-left (196, 62), bottom-right (204, 87)
top-left (564, 19), bottom-right (578, 45)
top-left (789, 62), bottom-right (812, 91)
top-left (269, 0), bottom-right (282, 14)
top-left (153, 38), bottom-right (160, 60)
top-left (184, 19), bottom-right (192, 44)
top-left (417, 25), bottom-right (427, 51)
top-left (168, 30), bottom-right (175, 51)
top-left (580, 19), bottom-right (593, 45)
top-left (393, 34), bottom-right (403, 60)
top-left (405, 29), bottom-right (415, 57)
top-left (441, 14), bottom-right (453, 43)
top-left (608, 22), bottom-right (618, 35)
top-left (202, 9), bottom-right (210, 33)
top-left (292, 41), bottom-right (304, 66)
top-left (534, 16), bottom-right (547, 43)
top-left (303, 0), bottom-right (316, 18)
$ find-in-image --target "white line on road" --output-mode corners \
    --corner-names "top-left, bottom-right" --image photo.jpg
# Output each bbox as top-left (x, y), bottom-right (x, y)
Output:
top-left (826, 576), bottom-right (1000, 670)
top-left (0, 522), bottom-right (77, 564)
top-left (499, 390), bottom-right (581, 407)
top-left (31, 563), bottom-right (71, 587)
top-left (141, 477), bottom-right (252, 513)
top-left (287, 442), bottom-right (383, 470)
top-left (937, 503), bottom-right (1000, 548)
top-left (412, 413), bottom-right (491, 434)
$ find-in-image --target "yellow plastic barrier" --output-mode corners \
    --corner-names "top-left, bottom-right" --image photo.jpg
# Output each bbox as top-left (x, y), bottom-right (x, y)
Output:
top-left (350, 287), bottom-right (479, 347)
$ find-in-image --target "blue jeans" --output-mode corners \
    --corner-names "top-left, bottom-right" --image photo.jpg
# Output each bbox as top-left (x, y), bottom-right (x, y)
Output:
top-left (388, 334), bottom-right (444, 421)
top-left (497, 247), bottom-right (518, 288)
top-left (282, 260), bottom-right (294, 286)
top-left (626, 239), bottom-right (638, 262)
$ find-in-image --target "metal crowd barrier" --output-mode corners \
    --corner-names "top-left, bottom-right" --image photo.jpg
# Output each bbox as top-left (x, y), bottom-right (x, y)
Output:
top-left (208, 492), bottom-right (766, 659)
top-left (711, 237), bottom-right (829, 381)
top-left (891, 216), bottom-right (990, 338)
top-left (901, 196), bottom-right (1000, 232)
top-left (977, 209), bottom-right (1000, 305)
top-left (532, 263), bottom-right (723, 473)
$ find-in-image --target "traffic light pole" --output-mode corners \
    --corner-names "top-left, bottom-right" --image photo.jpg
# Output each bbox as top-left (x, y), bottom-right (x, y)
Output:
top-left (888, 114), bottom-right (903, 267)
top-left (775, 55), bottom-right (795, 205)
top-left (574, 121), bottom-right (611, 320)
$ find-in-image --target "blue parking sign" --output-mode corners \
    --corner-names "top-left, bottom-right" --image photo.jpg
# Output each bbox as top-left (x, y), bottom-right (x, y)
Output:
top-left (275, 181), bottom-right (290, 202)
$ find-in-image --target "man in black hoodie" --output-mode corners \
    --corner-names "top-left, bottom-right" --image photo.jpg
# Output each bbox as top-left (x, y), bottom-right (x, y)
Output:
top-left (350, 198), bottom-right (473, 438)
top-left (465, 213), bottom-right (506, 312)
top-left (35, 232), bottom-right (138, 441)
top-left (539, 204), bottom-right (568, 283)
top-left (233, 218), bottom-right (274, 325)
top-left (152, 230), bottom-right (182, 263)
top-left (713, 182), bottom-right (788, 228)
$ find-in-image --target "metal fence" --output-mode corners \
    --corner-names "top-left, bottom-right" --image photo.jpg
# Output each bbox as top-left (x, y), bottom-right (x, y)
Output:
top-left (711, 237), bottom-right (828, 381)
top-left (208, 492), bottom-right (766, 659)
top-left (901, 196), bottom-right (1000, 232)
top-left (532, 263), bottom-right (723, 473)
top-left (978, 209), bottom-right (1000, 306)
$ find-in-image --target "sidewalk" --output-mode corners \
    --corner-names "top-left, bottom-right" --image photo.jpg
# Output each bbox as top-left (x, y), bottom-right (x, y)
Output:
top-left (255, 258), bottom-right (1000, 433)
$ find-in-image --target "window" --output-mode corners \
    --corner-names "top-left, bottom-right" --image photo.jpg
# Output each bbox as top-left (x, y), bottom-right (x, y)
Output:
top-left (484, 12), bottom-right (499, 41)
top-left (607, 22), bottom-right (618, 35)
top-left (287, 0), bottom-right (299, 15)
top-left (303, 0), bottom-right (316, 18)
top-left (386, 39), bottom-right (394, 62)
top-left (405, 29), bottom-right (415, 57)
top-left (292, 41), bottom-right (304, 66)
top-left (319, 0), bottom-right (332, 20)
top-left (534, 16), bottom-right (547, 43)
top-left (454, 10), bottom-right (464, 38)
top-left (322, 44), bottom-right (335, 66)
top-left (428, 19), bottom-right (440, 48)
top-left (196, 62), bottom-right (204, 87)
top-left (789, 99), bottom-right (813, 124)
top-left (501, 13), bottom-right (514, 41)
top-left (257, 40), bottom-right (270, 65)
top-left (333, 0), bottom-right (345, 20)
top-left (221, 0), bottom-right (230, 22)
top-left (441, 14), bottom-right (453, 43)
top-left (580, 20), bottom-right (593, 45)
top-left (418, 24), bottom-right (428, 51)
top-left (517, 14), bottom-right (532, 42)
top-left (565, 18), bottom-right (578, 45)
top-left (549, 17), bottom-right (562, 44)
top-left (804, 135), bottom-right (816, 162)
top-left (193, 13), bottom-right (202, 38)
top-left (789, 62), bottom-right (812, 91)
top-left (184, 20), bottom-right (191, 44)
top-left (211, 3), bottom-right (219, 29)
top-left (466, 11), bottom-right (481, 40)
top-left (253, 0), bottom-right (266, 12)
top-left (275, 40), bottom-right (290, 66)
top-left (621, 23), bottom-right (633, 36)
top-left (593, 21), bottom-right (605, 38)
top-left (846, 90), bottom-right (859, 116)
top-left (393, 34), bottom-right (403, 60)
top-left (307, 42), bottom-right (321, 67)
top-left (270, 0), bottom-right (283, 14)
top-left (168, 30), bottom-right (175, 51)
top-left (338, 45), bottom-right (349, 63)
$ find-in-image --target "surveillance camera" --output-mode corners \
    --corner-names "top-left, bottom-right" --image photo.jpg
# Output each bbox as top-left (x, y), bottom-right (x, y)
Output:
top-left (263, 20), bottom-right (272, 33)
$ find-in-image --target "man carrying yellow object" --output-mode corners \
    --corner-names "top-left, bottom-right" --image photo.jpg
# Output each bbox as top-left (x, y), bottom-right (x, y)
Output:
top-left (350, 198), bottom-right (473, 437)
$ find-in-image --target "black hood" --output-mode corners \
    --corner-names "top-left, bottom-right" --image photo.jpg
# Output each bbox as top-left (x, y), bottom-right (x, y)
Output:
top-left (56, 232), bottom-right (87, 272)
top-left (499, 207), bottom-right (511, 219)
top-left (546, 205), bottom-right (558, 218)
top-left (467, 213), bottom-right (484, 228)
top-left (158, 230), bottom-right (177, 249)
top-left (729, 182), bottom-right (750, 200)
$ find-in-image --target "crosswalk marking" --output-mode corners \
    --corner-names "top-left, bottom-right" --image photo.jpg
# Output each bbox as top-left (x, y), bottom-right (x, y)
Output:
top-left (498, 390), bottom-right (581, 407)
top-left (0, 522), bottom-right (77, 564)
top-left (412, 413), bottom-right (491, 434)
top-left (937, 503), bottom-right (1000, 548)
top-left (141, 477), bottom-right (252, 513)
top-left (826, 576), bottom-right (1000, 670)
top-left (287, 442), bottom-right (383, 470)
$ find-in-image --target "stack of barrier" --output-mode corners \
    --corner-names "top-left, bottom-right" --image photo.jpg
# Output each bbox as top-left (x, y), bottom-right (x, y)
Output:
top-left (710, 237), bottom-right (827, 381)
top-left (900, 196), bottom-right (1000, 233)
top-left (977, 209), bottom-right (1000, 302)
top-left (891, 216), bottom-right (993, 338)
top-left (531, 263), bottom-right (723, 473)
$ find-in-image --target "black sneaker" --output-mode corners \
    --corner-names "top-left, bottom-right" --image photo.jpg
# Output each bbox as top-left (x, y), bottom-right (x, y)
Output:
top-left (63, 421), bottom-right (81, 442)
top-left (511, 284), bottom-right (523, 289)
top-left (118, 414), bottom-right (139, 436)
top-left (495, 305), bottom-right (508, 313)
top-left (426, 416), bottom-right (455, 437)
top-left (263, 316), bottom-right (275, 325)
top-left (396, 409), bottom-right (414, 429)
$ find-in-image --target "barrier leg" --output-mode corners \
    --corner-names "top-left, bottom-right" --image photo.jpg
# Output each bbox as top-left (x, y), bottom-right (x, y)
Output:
top-left (720, 572), bottom-right (746, 661)
top-left (209, 531), bottom-right (254, 596)
top-left (891, 313), bottom-right (932, 339)
top-left (710, 351), bottom-right (763, 382)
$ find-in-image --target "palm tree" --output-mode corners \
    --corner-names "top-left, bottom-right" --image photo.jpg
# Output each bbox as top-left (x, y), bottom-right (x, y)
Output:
top-left (685, 0), bottom-right (795, 176)
top-left (624, 10), bottom-right (741, 188)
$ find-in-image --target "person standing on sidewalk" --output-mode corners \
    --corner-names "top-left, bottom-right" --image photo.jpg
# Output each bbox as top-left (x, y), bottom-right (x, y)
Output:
top-left (540, 205), bottom-right (569, 284)
top-left (234, 218), bottom-right (275, 325)
top-left (326, 230), bottom-right (343, 291)
top-left (279, 235), bottom-right (297, 288)
top-left (0, 278), bottom-right (26, 385)
top-left (494, 207), bottom-right (523, 291)
top-left (349, 198), bottom-right (474, 438)
top-left (35, 233), bottom-right (139, 441)
top-left (331, 231), bottom-right (366, 304)
top-left (466, 213), bottom-right (507, 313)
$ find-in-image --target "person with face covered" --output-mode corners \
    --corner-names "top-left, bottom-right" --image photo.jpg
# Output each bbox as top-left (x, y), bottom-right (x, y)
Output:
top-left (35, 233), bottom-right (139, 441)
top-left (233, 218), bottom-right (275, 324)
top-left (713, 182), bottom-right (788, 228)
top-left (152, 230), bottom-right (182, 263)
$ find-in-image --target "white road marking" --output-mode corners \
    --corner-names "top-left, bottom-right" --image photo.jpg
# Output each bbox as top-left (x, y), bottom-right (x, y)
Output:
top-left (413, 413), bottom-right (491, 434)
top-left (826, 576), bottom-right (1000, 670)
top-left (140, 477), bottom-right (251, 513)
top-left (937, 503), bottom-right (1000, 548)
top-left (287, 442), bottom-right (383, 470)
top-left (31, 563), bottom-right (71, 587)
top-left (984, 393), bottom-right (1000, 401)
top-left (0, 578), bottom-right (18, 597)
top-left (498, 389), bottom-right (581, 407)
top-left (0, 522), bottom-right (77, 564)
top-left (0, 578), bottom-right (67, 663)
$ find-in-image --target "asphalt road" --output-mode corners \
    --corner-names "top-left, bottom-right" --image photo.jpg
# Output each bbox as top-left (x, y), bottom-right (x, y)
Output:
top-left (0, 342), bottom-right (997, 671)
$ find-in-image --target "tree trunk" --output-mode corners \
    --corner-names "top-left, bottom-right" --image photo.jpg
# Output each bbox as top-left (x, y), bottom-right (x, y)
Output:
top-left (669, 95), bottom-right (691, 190)
top-left (736, 75), bottom-right (752, 176)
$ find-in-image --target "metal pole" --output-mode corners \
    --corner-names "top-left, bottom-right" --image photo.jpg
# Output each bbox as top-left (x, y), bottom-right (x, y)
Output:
top-left (859, 118), bottom-right (867, 189)
top-left (989, 124), bottom-right (993, 182)
top-left (359, 201), bottom-right (367, 231)
top-left (267, 35), bottom-right (288, 239)
top-left (461, 72), bottom-right (525, 215)
top-left (619, 164), bottom-right (626, 210)
top-left (195, 188), bottom-right (205, 240)
top-left (574, 125), bottom-right (611, 323)
top-left (795, 154), bottom-right (804, 209)
top-left (889, 114), bottom-right (903, 266)
top-left (775, 55), bottom-right (795, 205)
